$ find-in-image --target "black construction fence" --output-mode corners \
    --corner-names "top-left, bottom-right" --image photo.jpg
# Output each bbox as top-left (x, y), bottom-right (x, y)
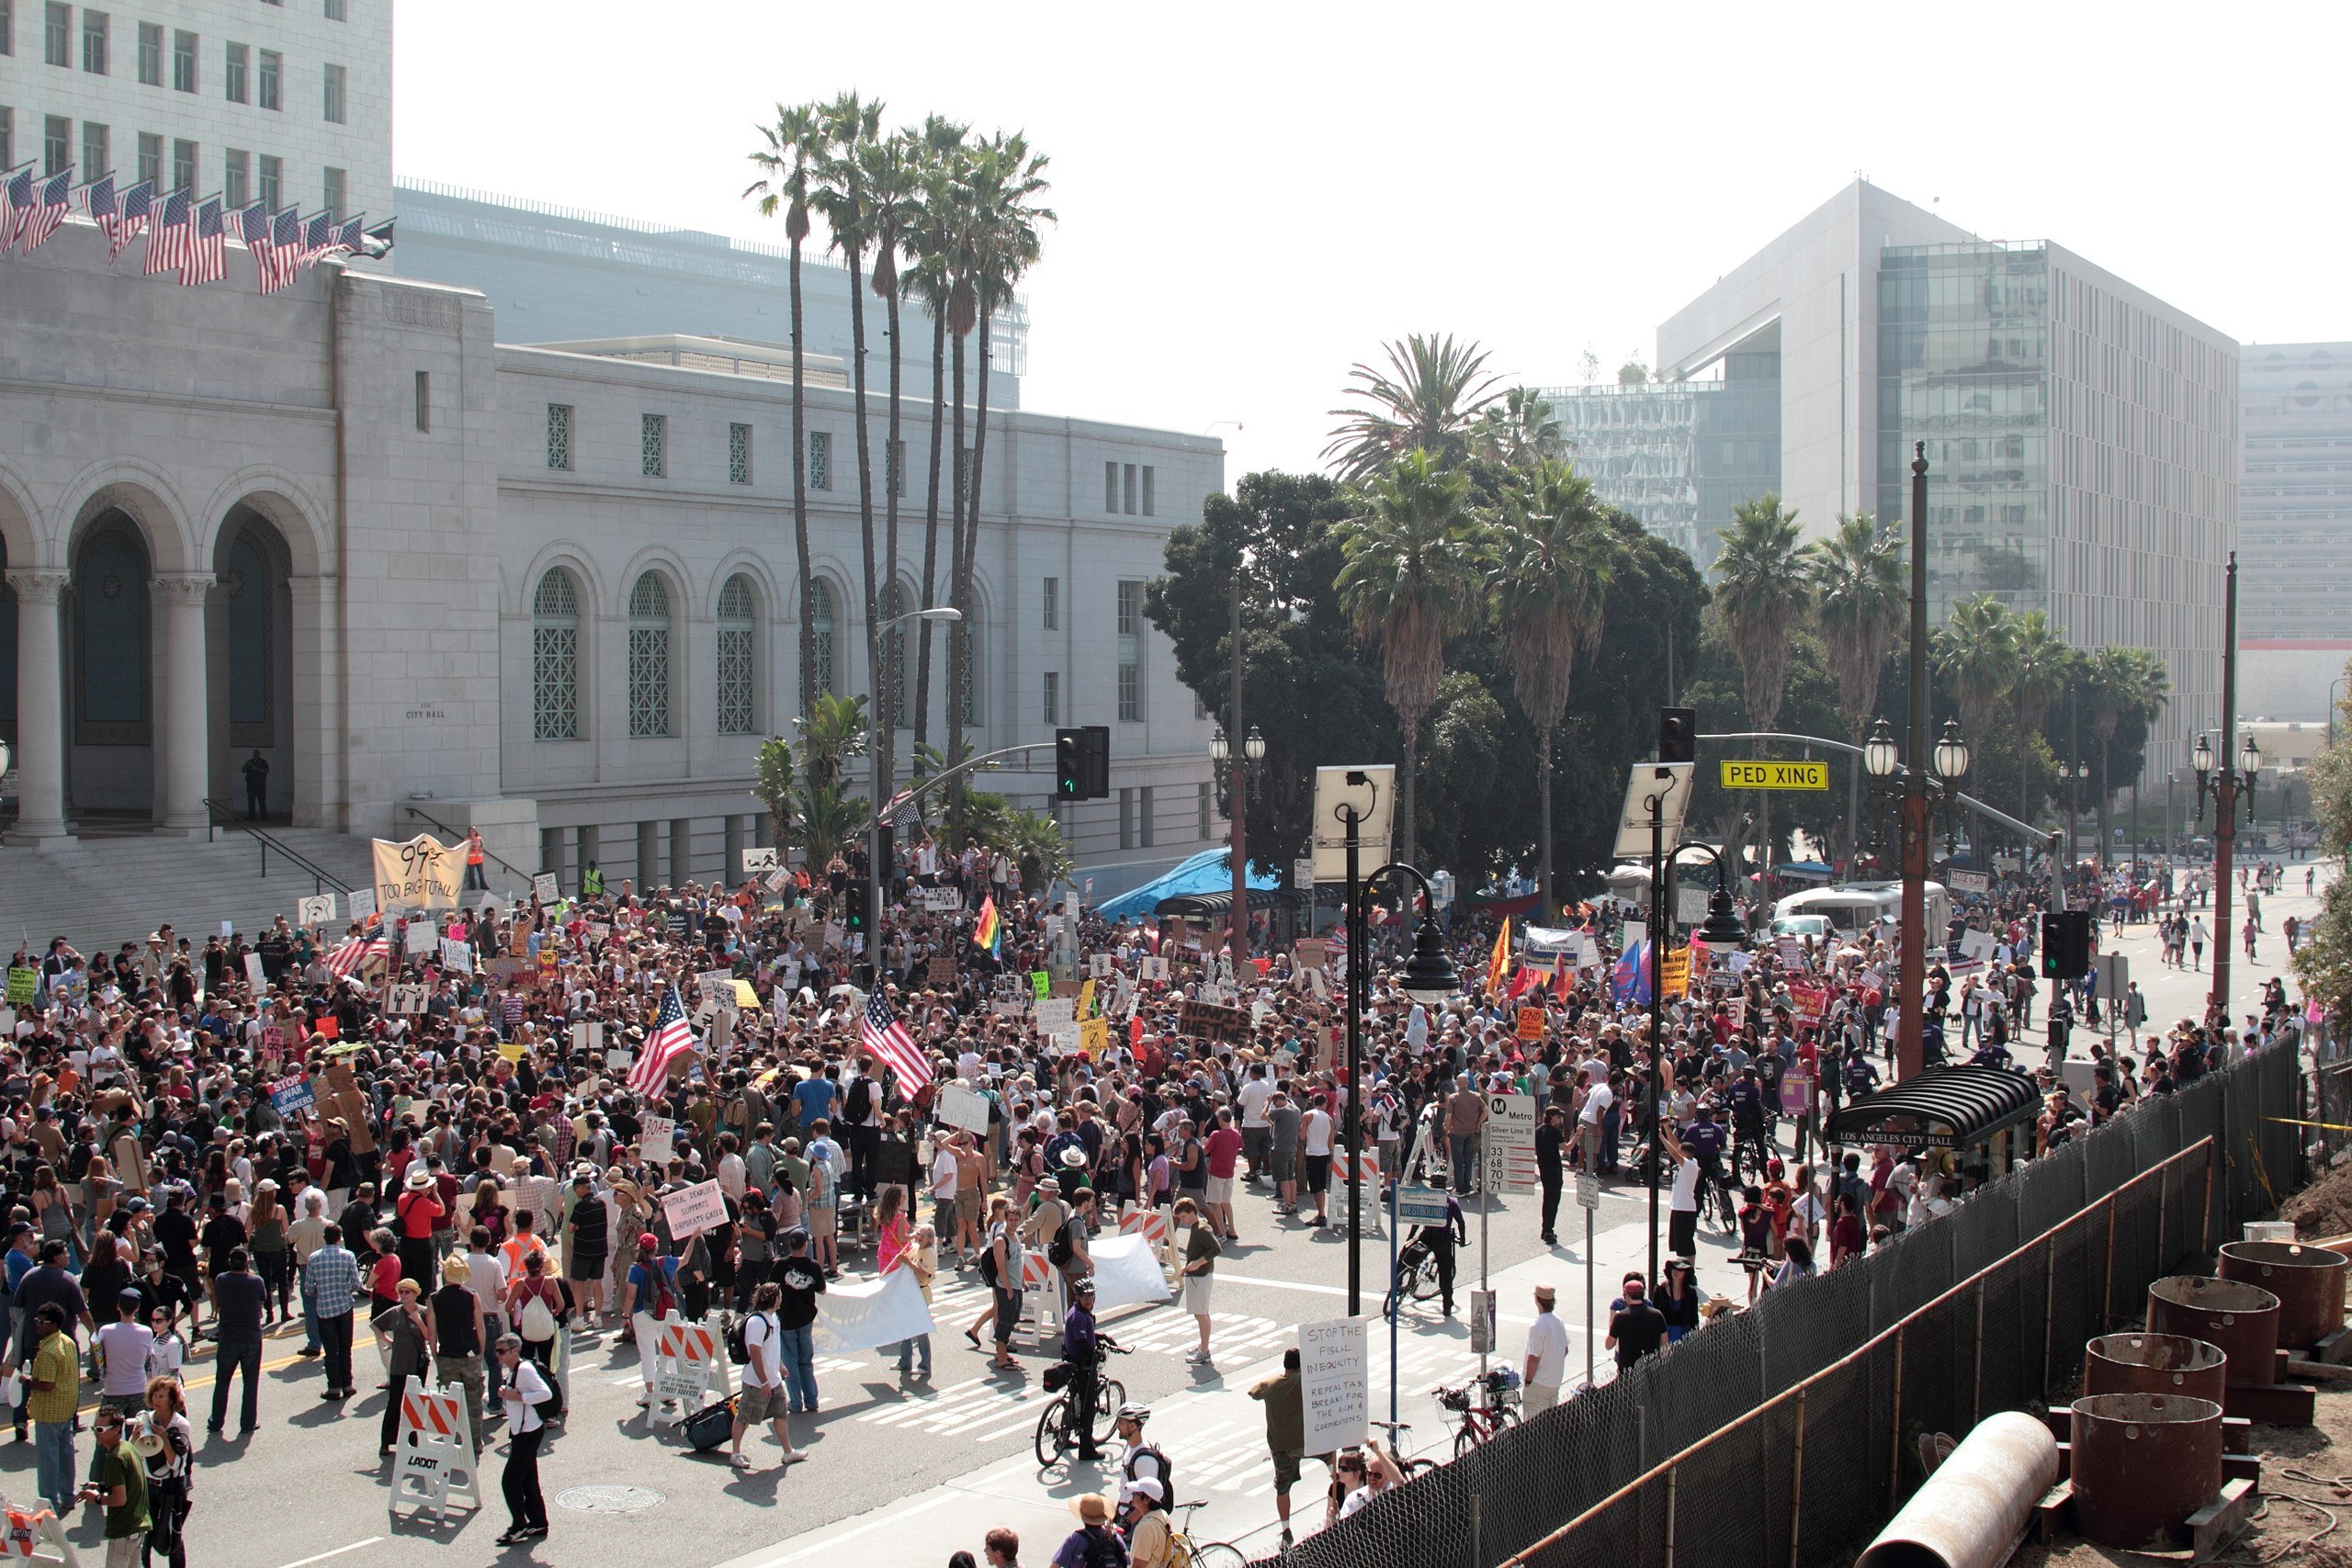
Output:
top-left (1258, 1042), bottom-right (2307, 1568)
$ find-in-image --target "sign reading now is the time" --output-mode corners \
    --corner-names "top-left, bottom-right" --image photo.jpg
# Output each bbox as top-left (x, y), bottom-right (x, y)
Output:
top-left (1720, 760), bottom-right (1830, 791)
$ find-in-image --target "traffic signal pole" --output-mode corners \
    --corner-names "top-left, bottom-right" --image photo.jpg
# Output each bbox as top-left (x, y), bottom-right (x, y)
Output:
top-left (1897, 444), bottom-right (1929, 1082)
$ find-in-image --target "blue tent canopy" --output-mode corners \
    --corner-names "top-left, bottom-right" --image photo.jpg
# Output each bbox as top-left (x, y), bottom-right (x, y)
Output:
top-left (1094, 849), bottom-right (1279, 922)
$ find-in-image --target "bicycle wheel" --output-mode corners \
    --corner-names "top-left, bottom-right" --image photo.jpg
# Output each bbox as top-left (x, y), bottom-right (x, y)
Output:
top-left (1399, 1455), bottom-right (1442, 1478)
top-left (1452, 1422), bottom-right (1482, 1460)
top-left (1408, 1256), bottom-right (1442, 1303)
top-left (1035, 1397), bottom-right (1069, 1466)
top-left (1492, 1404), bottom-right (1520, 1433)
top-left (1091, 1381), bottom-right (1125, 1445)
top-left (1189, 1543), bottom-right (1247, 1568)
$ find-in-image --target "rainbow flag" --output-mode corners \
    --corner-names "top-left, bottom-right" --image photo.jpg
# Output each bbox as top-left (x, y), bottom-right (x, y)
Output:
top-left (1486, 918), bottom-right (1511, 997)
top-left (972, 895), bottom-right (1001, 952)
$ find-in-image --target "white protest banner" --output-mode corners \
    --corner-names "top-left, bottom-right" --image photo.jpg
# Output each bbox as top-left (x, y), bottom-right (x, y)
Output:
top-left (919, 886), bottom-right (964, 914)
top-left (1959, 929), bottom-right (1996, 964)
top-left (811, 1266), bottom-right (936, 1354)
top-left (531, 872), bottom-right (560, 903)
top-left (1299, 1315), bottom-right (1369, 1452)
top-left (660, 1178), bottom-right (728, 1239)
top-left (390, 985), bottom-right (430, 1016)
top-left (1033, 998), bottom-right (1076, 1033)
top-left (696, 969), bottom-right (735, 1008)
top-left (1089, 1233), bottom-right (1172, 1311)
top-left (640, 1114), bottom-right (676, 1164)
top-left (1948, 869), bottom-right (1990, 895)
top-left (935, 1083), bottom-right (991, 1135)
top-left (371, 834), bottom-right (467, 912)
top-left (741, 847), bottom-right (779, 875)
top-left (438, 938), bottom-right (474, 976)
top-left (764, 871), bottom-right (791, 895)
top-left (296, 894), bottom-right (337, 928)
top-left (1141, 955), bottom-right (1170, 982)
top-left (570, 1021), bottom-right (604, 1055)
top-left (346, 887), bottom-right (376, 922)
top-left (1088, 952), bottom-right (1113, 978)
top-left (243, 953), bottom-right (266, 993)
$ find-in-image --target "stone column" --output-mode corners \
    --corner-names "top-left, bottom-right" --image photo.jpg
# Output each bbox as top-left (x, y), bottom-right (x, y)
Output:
top-left (6, 570), bottom-right (71, 843)
top-left (153, 573), bottom-right (215, 834)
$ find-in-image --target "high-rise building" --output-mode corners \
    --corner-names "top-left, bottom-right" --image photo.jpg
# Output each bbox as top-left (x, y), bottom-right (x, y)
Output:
top-left (2237, 343), bottom-right (2352, 721)
top-left (1658, 181), bottom-right (2237, 782)
top-left (0, 0), bottom-right (391, 224)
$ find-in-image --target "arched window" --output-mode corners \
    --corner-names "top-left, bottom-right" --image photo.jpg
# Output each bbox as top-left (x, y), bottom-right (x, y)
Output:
top-left (628, 571), bottom-right (673, 738)
top-left (223, 530), bottom-right (273, 747)
top-left (716, 574), bottom-right (756, 736)
top-left (531, 569), bottom-right (581, 741)
top-left (880, 581), bottom-right (909, 729)
top-left (808, 579), bottom-right (835, 704)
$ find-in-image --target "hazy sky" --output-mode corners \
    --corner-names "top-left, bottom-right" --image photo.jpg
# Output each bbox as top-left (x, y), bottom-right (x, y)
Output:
top-left (396, 1), bottom-right (2346, 484)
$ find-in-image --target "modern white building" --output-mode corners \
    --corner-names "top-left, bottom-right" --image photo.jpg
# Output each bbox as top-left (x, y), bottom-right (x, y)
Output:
top-left (2237, 343), bottom-right (2352, 723)
top-left (1657, 181), bottom-right (2238, 783)
top-left (0, 0), bottom-right (391, 225)
top-left (0, 220), bottom-right (1223, 897)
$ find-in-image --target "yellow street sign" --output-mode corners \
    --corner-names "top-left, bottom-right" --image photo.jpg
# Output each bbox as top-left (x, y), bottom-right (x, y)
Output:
top-left (1720, 760), bottom-right (1831, 791)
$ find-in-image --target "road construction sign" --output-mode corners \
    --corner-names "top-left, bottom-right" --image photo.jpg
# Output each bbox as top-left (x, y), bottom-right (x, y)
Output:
top-left (1720, 761), bottom-right (1830, 791)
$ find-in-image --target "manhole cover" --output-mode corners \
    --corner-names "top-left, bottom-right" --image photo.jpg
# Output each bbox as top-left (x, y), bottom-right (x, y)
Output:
top-left (556, 1484), bottom-right (665, 1515)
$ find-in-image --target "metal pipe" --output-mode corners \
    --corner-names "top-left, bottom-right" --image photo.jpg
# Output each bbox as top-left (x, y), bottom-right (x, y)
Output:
top-left (1787, 1390), bottom-right (1807, 1568)
top-left (1898, 443), bottom-right (1929, 1080)
top-left (2211, 553), bottom-right (2241, 1028)
top-left (1854, 1410), bottom-right (2061, 1568)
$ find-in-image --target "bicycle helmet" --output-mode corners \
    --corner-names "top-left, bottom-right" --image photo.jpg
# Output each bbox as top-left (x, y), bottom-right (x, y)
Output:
top-left (1117, 1403), bottom-right (1151, 1424)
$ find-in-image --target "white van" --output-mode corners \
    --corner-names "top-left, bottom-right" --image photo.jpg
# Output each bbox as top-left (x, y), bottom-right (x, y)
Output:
top-left (1772, 880), bottom-right (1951, 942)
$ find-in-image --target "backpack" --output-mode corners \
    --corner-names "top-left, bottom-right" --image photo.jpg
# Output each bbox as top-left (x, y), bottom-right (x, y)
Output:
top-left (1080, 1525), bottom-right (1128, 1568)
top-left (1048, 1216), bottom-right (1078, 1269)
top-left (641, 1256), bottom-right (677, 1320)
top-left (1126, 1443), bottom-right (1177, 1510)
top-left (844, 1076), bottom-right (874, 1125)
top-left (978, 1228), bottom-right (1004, 1287)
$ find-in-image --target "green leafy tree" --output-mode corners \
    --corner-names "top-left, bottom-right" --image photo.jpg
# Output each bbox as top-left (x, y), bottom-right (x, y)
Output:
top-left (2295, 665), bottom-right (2352, 1024)
top-left (2006, 611), bottom-right (2074, 825)
top-left (1806, 511), bottom-right (1904, 862)
top-left (1712, 493), bottom-right (1811, 870)
top-left (1472, 388), bottom-right (1566, 473)
top-left (794, 693), bottom-right (870, 796)
top-left (1323, 334), bottom-right (1505, 482)
top-left (745, 102), bottom-right (826, 714)
top-left (753, 738), bottom-right (796, 846)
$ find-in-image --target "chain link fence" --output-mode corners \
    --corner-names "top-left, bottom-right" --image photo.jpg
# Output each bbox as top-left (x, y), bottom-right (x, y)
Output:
top-left (1259, 1042), bottom-right (2304, 1568)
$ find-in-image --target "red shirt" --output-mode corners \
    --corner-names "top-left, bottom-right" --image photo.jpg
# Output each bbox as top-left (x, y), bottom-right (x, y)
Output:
top-left (1204, 1127), bottom-right (1243, 1180)
top-left (395, 1189), bottom-right (444, 1240)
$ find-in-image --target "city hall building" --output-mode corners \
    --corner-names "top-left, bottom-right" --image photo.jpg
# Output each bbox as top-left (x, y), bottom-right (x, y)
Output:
top-left (0, 221), bottom-right (1224, 893)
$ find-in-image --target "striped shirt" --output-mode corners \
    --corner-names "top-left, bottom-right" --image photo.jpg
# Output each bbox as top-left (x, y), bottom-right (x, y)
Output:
top-left (304, 1245), bottom-right (360, 1317)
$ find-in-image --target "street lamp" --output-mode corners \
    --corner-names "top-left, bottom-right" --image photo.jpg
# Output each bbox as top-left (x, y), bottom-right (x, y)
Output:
top-left (1209, 726), bottom-right (1272, 957)
top-left (1935, 719), bottom-right (1972, 858)
top-left (1863, 718), bottom-right (1899, 857)
top-left (867, 605), bottom-right (962, 954)
top-left (1244, 727), bottom-right (1266, 764)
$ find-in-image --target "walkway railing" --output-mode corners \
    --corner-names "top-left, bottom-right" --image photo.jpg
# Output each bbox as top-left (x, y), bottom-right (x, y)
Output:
top-left (200, 799), bottom-right (356, 897)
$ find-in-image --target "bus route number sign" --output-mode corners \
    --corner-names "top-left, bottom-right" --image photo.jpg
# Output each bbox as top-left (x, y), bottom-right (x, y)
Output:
top-left (1720, 761), bottom-right (1829, 791)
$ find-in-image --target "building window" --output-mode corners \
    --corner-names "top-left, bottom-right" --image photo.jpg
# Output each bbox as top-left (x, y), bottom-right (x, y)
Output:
top-left (1119, 788), bottom-right (1133, 851)
top-left (171, 28), bottom-right (194, 91)
top-left (257, 48), bottom-right (279, 110)
top-left (170, 138), bottom-right (195, 193)
top-left (1116, 579), bottom-right (1142, 722)
top-left (531, 570), bottom-right (582, 741)
top-left (79, 120), bottom-right (104, 182)
top-left (222, 147), bottom-right (248, 208)
top-left (1142, 466), bottom-right (1156, 517)
top-left (41, 114), bottom-right (68, 175)
top-left (223, 41), bottom-right (246, 102)
top-left (136, 19), bottom-right (157, 83)
top-left (323, 0), bottom-right (345, 17)
top-left (136, 131), bottom-right (159, 186)
top-left (80, 7), bottom-right (105, 73)
top-left (807, 579), bottom-right (835, 701)
top-left (717, 574), bottom-right (756, 736)
top-left (546, 403), bottom-right (571, 470)
top-left (413, 369), bottom-right (428, 432)
top-left (1042, 671), bottom-right (1058, 725)
top-left (1138, 786), bottom-right (1154, 848)
top-left (639, 412), bottom-right (665, 478)
top-left (321, 62), bottom-right (344, 123)
top-left (322, 165), bottom-right (343, 219)
top-left (808, 430), bottom-right (831, 491)
top-left (0, 110), bottom-right (12, 171)
top-left (256, 153), bottom-right (278, 209)
top-left (1104, 461), bottom-right (1117, 513)
top-left (1199, 781), bottom-right (1212, 840)
top-left (43, 1), bottom-right (65, 66)
top-left (1042, 576), bottom-right (1058, 630)
top-left (627, 573), bottom-right (673, 738)
top-left (0, 1), bottom-right (10, 56)
top-left (728, 423), bottom-right (752, 485)
top-left (1124, 464), bottom-right (1139, 515)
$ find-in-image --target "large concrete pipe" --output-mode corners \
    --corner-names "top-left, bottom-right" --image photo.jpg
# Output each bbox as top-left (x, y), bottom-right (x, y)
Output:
top-left (2070, 1393), bottom-right (2226, 1550)
top-left (2219, 1241), bottom-right (2350, 1349)
top-left (2148, 1276), bottom-right (2281, 1386)
top-left (2084, 1333), bottom-right (2228, 1405)
top-left (1855, 1411), bottom-right (2061, 1568)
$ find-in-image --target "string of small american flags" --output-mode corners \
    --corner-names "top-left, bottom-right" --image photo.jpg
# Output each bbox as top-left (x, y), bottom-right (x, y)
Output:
top-left (0, 163), bottom-right (392, 292)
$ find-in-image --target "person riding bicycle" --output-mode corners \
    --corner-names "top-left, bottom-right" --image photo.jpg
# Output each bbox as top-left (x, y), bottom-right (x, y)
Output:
top-left (1680, 1100), bottom-right (1730, 1203)
top-left (1115, 1403), bottom-right (1174, 1509)
top-left (1061, 1277), bottom-right (1119, 1462)
top-left (1724, 1067), bottom-right (1767, 1162)
top-left (1412, 1189), bottom-right (1467, 1318)
top-left (1841, 1048), bottom-right (1880, 1101)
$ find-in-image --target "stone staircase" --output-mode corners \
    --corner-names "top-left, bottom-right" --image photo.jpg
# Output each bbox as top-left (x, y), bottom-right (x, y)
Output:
top-left (0, 822), bottom-right (388, 953)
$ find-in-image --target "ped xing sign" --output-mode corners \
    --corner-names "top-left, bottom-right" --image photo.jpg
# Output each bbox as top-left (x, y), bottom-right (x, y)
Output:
top-left (1720, 760), bottom-right (1830, 791)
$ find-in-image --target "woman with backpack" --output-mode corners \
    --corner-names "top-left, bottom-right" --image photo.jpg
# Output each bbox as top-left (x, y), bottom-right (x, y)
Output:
top-left (620, 1232), bottom-right (680, 1410)
top-left (504, 1249), bottom-right (569, 1393)
top-left (972, 1195), bottom-right (1022, 1371)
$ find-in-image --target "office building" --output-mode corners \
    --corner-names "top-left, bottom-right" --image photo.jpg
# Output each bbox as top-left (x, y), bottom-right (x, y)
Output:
top-left (2238, 343), bottom-right (2352, 722)
top-left (1658, 181), bottom-right (2237, 781)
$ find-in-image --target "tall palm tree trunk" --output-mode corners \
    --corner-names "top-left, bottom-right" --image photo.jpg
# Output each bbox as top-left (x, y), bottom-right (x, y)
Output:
top-left (1399, 726), bottom-right (1419, 871)
top-left (881, 284), bottom-right (904, 807)
top-left (914, 310), bottom-right (947, 748)
top-left (950, 307), bottom-right (997, 821)
top-left (1536, 727), bottom-right (1555, 918)
top-left (846, 244), bottom-right (881, 815)
top-left (790, 234), bottom-right (815, 715)
top-left (944, 329), bottom-right (968, 830)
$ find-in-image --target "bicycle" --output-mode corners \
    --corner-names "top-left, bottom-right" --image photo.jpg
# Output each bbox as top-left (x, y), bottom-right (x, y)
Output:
top-left (1381, 1237), bottom-right (1442, 1318)
top-left (1731, 1122), bottom-right (1771, 1183)
top-left (1435, 1368), bottom-right (1520, 1458)
top-left (1368, 1418), bottom-right (1440, 1479)
top-left (1166, 1500), bottom-right (1247, 1568)
top-left (1033, 1344), bottom-right (1130, 1466)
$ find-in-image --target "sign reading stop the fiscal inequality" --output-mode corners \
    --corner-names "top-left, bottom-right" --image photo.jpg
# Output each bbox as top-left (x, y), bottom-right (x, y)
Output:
top-left (1720, 760), bottom-right (1830, 790)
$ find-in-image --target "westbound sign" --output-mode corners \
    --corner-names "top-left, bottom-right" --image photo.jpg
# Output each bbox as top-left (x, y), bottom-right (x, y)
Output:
top-left (1720, 760), bottom-right (1830, 791)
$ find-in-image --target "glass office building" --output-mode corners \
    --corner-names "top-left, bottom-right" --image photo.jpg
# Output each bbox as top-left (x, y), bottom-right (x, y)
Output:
top-left (2239, 344), bottom-right (2352, 642)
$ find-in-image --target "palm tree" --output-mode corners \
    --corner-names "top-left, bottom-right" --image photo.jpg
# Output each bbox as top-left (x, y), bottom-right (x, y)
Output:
top-left (1335, 450), bottom-right (1487, 869)
top-left (1472, 388), bottom-right (1566, 473)
top-left (2085, 645), bottom-right (2170, 850)
top-left (900, 116), bottom-right (967, 749)
top-left (862, 127), bottom-right (921, 793)
top-left (1323, 334), bottom-right (1506, 481)
top-left (1490, 459), bottom-right (1615, 914)
top-left (2007, 611), bottom-right (2073, 826)
top-left (1806, 512), bottom-right (1905, 863)
top-left (746, 102), bottom-right (825, 714)
top-left (945, 130), bottom-right (1052, 826)
top-left (1713, 494), bottom-right (1811, 877)
top-left (1933, 596), bottom-right (2019, 760)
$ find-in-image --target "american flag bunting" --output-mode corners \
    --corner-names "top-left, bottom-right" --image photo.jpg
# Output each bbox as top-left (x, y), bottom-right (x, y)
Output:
top-left (255, 208), bottom-right (302, 295)
top-left (17, 168), bottom-right (74, 254)
top-left (102, 180), bottom-right (153, 259)
top-left (180, 196), bottom-right (227, 287)
top-left (145, 190), bottom-right (193, 276)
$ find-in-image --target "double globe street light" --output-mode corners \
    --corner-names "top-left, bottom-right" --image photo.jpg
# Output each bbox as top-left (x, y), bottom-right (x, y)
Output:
top-left (1863, 716), bottom-right (1972, 858)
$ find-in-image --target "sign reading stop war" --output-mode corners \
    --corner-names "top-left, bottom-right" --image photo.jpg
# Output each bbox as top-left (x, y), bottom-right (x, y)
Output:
top-left (1719, 760), bottom-right (1830, 791)
top-left (1298, 1315), bottom-right (1368, 1453)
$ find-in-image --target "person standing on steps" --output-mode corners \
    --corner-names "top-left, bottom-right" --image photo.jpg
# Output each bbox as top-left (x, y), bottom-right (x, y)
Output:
top-left (241, 750), bottom-right (269, 820)
top-left (463, 829), bottom-right (488, 892)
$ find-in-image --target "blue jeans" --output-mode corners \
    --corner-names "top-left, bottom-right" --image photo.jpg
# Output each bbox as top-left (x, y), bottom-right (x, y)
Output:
top-left (209, 1337), bottom-right (262, 1431)
top-left (777, 1323), bottom-right (818, 1412)
top-left (1449, 1135), bottom-right (1476, 1191)
top-left (893, 1331), bottom-right (932, 1376)
top-left (300, 1287), bottom-right (321, 1354)
top-left (32, 1420), bottom-right (73, 1512)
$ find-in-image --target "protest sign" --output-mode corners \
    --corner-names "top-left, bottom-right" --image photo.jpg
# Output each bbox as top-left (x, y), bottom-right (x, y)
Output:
top-left (268, 1075), bottom-right (315, 1116)
top-left (661, 1179), bottom-right (728, 1239)
top-left (935, 1083), bottom-right (991, 1134)
top-left (1515, 1007), bottom-right (1546, 1042)
top-left (919, 887), bottom-right (964, 913)
top-left (372, 834), bottom-right (467, 912)
top-left (5, 969), bottom-right (36, 1007)
top-left (1033, 999), bottom-right (1076, 1033)
top-left (439, 939), bottom-right (474, 976)
top-left (1299, 1316), bottom-right (1369, 1452)
top-left (243, 953), bottom-right (266, 993)
top-left (925, 955), bottom-right (957, 986)
top-left (1088, 952), bottom-right (1113, 978)
top-left (532, 872), bottom-right (560, 903)
top-left (296, 894), bottom-right (337, 927)
top-left (1177, 1000), bottom-right (1251, 1044)
top-left (640, 1114), bottom-right (676, 1164)
top-left (1079, 1016), bottom-right (1109, 1058)
top-left (741, 847), bottom-right (778, 875)
top-left (1030, 971), bottom-right (1052, 1001)
top-left (1293, 937), bottom-right (1329, 971)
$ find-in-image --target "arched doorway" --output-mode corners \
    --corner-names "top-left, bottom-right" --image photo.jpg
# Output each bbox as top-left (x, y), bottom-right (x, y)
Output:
top-left (210, 509), bottom-right (294, 818)
top-left (65, 513), bottom-right (155, 820)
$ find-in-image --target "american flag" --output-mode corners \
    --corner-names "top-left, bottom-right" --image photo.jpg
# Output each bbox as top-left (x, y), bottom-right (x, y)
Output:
top-left (858, 987), bottom-right (931, 1091)
top-left (78, 175), bottom-right (116, 233)
top-left (255, 207), bottom-right (302, 295)
top-left (102, 180), bottom-right (152, 258)
top-left (881, 788), bottom-right (922, 832)
top-left (0, 168), bottom-right (33, 251)
top-left (233, 199), bottom-right (269, 273)
top-left (180, 196), bottom-right (227, 287)
top-left (626, 987), bottom-right (697, 1100)
top-left (300, 211), bottom-right (334, 265)
top-left (17, 169), bottom-right (74, 254)
top-left (328, 214), bottom-right (365, 256)
top-left (322, 932), bottom-right (389, 978)
top-left (145, 190), bottom-right (193, 276)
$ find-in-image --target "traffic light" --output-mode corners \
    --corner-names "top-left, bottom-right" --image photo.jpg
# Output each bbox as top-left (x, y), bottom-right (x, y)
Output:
top-left (1658, 706), bottom-right (1698, 765)
top-left (1080, 725), bottom-right (1111, 799)
top-left (844, 879), bottom-right (873, 931)
top-left (2041, 910), bottom-right (2092, 979)
top-left (1057, 728), bottom-right (1084, 798)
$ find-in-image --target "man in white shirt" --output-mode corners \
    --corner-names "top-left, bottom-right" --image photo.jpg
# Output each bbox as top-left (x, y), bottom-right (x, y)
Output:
top-left (729, 1281), bottom-right (807, 1469)
top-left (94, 1291), bottom-right (156, 1415)
top-left (1236, 1066), bottom-right (1274, 1186)
top-left (1521, 1284), bottom-right (1571, 1414)
top-left (1664, 1125), bottom-right (1702, 1259)
top-left (462, 1232), bottom-right (509, 1395)
top-left (493, 1336), bottom-right (552, 1544)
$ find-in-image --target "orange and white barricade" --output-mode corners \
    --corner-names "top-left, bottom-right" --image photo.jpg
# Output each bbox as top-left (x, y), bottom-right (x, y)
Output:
top-left (1339, 1151), bottom-right (1385, 1235)
top-left (653, 1318), bottom-right (731, 1409)
top-left (390, 1384), bottom-right (480, 1521)
top-left (0, 1501), bottom-right (76, 1566)
top-left (1018, 1247), bottom-right (1065, 1344)
top-left (1120, 1207), bottom-right (1176, 1273)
